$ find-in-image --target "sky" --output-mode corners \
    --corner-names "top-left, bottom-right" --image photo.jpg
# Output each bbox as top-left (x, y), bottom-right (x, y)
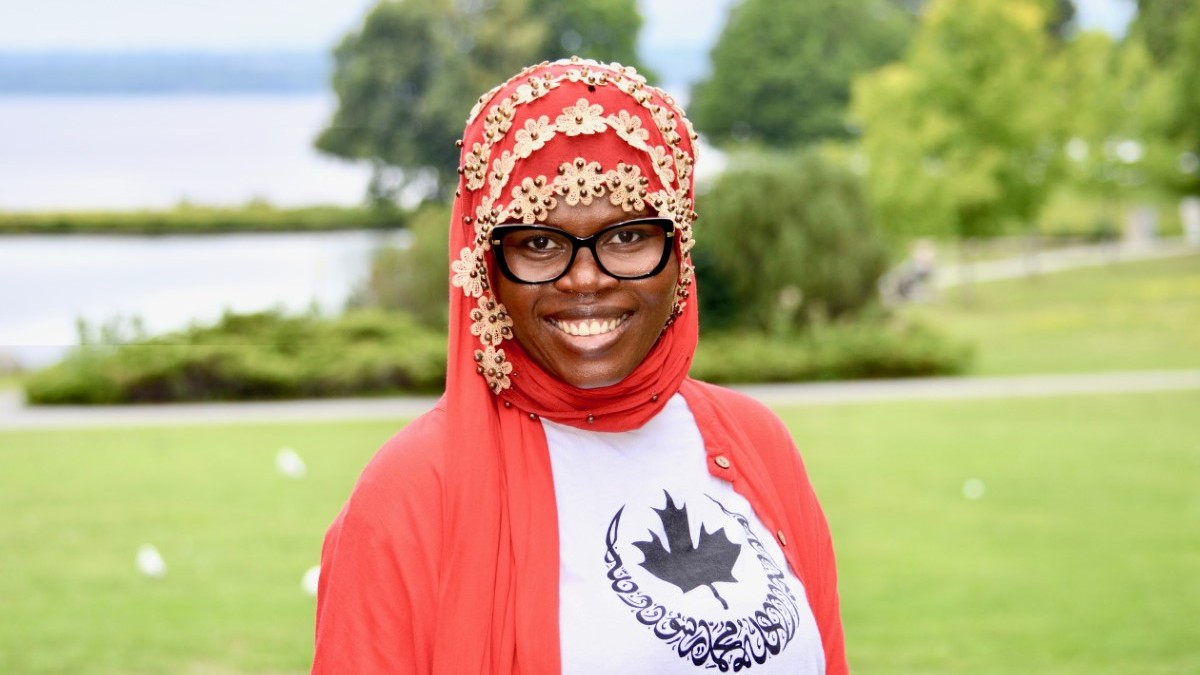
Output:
top-left (0, 0), bottom-right (1136, 53)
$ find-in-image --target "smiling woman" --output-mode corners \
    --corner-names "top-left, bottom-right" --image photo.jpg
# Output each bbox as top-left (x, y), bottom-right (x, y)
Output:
top-left (312, 58), bottom-right (847, 675)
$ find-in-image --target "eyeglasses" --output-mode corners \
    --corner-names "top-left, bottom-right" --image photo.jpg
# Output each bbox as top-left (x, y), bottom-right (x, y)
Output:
top-left (490, 217), bottom-right (675, 284)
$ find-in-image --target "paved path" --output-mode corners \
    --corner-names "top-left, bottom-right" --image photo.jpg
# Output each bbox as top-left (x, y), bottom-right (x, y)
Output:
top-left (933, 237), bottom-right (1197, 287)
top-left (2, 369), bottom-right (1198, 431)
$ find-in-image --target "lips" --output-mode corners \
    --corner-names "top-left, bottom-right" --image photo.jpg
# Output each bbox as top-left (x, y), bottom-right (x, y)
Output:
top-left (549, 312), bottom-right (630, 337)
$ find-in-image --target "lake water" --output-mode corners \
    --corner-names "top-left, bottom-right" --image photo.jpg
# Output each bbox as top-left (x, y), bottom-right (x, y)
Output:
top-left (0, 94), bottom-right (369, 210)
top-left (0, 94), bottom-right (388, 368)
top-left (0, 230), bottom-right (409, 368)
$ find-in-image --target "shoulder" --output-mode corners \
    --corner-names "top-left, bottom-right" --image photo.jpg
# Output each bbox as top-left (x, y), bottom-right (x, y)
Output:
top-left (683, 378), bottom-right (803, 476)
top-left (342, 400), bottom-right (449, 523)
top-left (683, 378), bottom-right (792, 438)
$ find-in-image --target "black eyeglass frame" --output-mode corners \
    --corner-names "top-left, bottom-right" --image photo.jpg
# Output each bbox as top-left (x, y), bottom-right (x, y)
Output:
top-left (489, 217), bottom-right (676, 285)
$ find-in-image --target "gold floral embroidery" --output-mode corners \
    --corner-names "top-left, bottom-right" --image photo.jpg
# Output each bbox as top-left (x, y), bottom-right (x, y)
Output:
top-left (607, 110), bottom-right (650, 151)
top-left (512, 115), bottom-right (555, 159)
top-left (467, 83), bottom-right (503, 126)
top-left (488, 150), bottom-right (517, 200)
top-left (556, 98), bottom-right (606, 136)
top-left (475, 344), bottom-right (513, 393)
top-left (649, 103), bottom-right (677, 138)
top-left (462, 142), bottom-right (490, 192)
top-left (513, 73), bottom-right (559, 105)
top-left (648, 145), bottom-right (676, 186)
top-left (469, 297), bottom-right (514, 347)
top-left (474, 197), bottom-right (503, 248)
top-left (450, 247), bottom-right (486, 298)
top-left (605, 163), bottom-right (649, 213)
top-left (553, 157), bottom-right (606, 206)
top-left (483, 98), bottom-right (517, 143)
top-left (507, 176), bottom-right (557, 223)
top-left (673, 147), bottom-right (694, 183)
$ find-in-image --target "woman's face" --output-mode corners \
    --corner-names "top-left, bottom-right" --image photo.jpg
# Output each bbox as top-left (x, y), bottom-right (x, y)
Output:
top-left (495, 198), bottom-right (679, 389)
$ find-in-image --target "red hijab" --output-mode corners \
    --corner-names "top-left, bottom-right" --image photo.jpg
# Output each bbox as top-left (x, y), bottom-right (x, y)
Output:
top-left (436, 59), bottom-right (700, 673)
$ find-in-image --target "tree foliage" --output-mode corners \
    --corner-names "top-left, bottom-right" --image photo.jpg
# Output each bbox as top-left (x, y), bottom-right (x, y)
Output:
top-left (316, 0), bottom-right (649, 200)
top-left (690, 0), bottom-right (913, 148)
top-left (852, 0), bottom-right (1061, 241)
top-left (1129, 0), bottom-right (1193, 64)
top-left (1052, 32), bottom-right (1172, 197)
top-left (1163, 1), bottom-right (1200, 193)
top-left (695, 152), bottom-right (887, 333)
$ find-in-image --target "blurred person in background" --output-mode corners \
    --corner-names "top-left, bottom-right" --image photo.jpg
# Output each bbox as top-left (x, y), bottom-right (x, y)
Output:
top-left (312, 58), bottom-right (847, 674)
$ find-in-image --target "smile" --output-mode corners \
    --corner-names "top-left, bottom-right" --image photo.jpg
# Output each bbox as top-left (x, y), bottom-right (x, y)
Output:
top-left (550, 313), bottom-right (630, 337)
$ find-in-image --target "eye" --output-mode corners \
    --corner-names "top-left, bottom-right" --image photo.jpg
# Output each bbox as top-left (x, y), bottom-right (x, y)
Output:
top-left (600, 223), bottom-right (662, 250)
top-left (502, 229), bottom-right (569, 258)
top-left (612, 229), bottom-right (643, 245)
top-left (525, 234), bottom-right (567, 252)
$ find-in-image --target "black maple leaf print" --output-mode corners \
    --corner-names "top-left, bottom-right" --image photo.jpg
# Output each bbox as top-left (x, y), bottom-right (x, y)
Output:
top-left (632, 491), bottom-right (742, 610)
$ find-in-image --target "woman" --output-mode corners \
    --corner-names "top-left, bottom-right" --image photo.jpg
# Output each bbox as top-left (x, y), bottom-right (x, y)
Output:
top-left (313, 58), bottom-right (847, 674)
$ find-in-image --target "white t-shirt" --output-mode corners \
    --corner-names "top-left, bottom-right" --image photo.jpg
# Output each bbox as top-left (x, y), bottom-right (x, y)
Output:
top-left (544, 394), bottom-right (826, 674)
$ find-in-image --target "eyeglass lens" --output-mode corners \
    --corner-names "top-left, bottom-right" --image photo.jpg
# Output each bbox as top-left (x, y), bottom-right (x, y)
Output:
top-left (497, 221), bottom-right (669, 283)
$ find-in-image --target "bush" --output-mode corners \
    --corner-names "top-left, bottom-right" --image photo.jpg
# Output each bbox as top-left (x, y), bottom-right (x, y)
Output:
top-left (25, 310), bottom-right (446, 404)
top-left (346, 202), bottom-right (450, 329)
top-left (694, 151), bottom-right (889, 333)
top-left (690, 317), bottom-right (973, 384)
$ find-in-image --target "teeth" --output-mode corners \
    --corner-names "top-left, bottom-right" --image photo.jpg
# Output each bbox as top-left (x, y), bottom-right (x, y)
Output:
top-left (553, 314), bottom-right (627, 337)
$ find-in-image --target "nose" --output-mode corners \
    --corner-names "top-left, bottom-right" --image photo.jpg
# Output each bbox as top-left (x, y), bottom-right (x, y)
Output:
top-left (554, 247), bottom-right (619, 294)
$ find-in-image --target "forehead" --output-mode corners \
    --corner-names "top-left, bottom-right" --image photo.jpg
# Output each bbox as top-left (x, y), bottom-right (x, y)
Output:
top-left (540, 198), bottom-right (650, 237)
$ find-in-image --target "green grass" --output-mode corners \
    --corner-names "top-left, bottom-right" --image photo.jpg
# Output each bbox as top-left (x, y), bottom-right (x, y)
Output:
top-left (0, 420), bottom-right (400, 675)
top-left (903, 254), bottom-right (1200, 375)
top-left (781, 391), bottom-right (1199, 675)
top-left (1, 391), bottom-right (1196, 674)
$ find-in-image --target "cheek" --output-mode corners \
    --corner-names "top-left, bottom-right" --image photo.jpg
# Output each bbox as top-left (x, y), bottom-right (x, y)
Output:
top-left (495, 280), bottom-right (534, 332)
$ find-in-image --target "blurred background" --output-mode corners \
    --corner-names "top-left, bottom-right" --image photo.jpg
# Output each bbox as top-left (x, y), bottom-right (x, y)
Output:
top-left (1, 0), bottom-right (1197, 673)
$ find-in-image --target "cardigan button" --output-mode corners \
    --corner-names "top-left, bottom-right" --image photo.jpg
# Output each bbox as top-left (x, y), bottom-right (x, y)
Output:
top-left (713, 455), bottom-right (731, 469)
top-left (777, 530), bottom-right (788, 547)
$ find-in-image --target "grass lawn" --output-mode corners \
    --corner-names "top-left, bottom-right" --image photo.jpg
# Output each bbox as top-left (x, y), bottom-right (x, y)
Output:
top-left (0, 420), bottom-right (400, 675)
top-left (1, 390), bottom-right (1197, 674)
top-left (903, 253), bottom-right (1200, 375)
top-left (781, 391), bottom-right (1199, 675)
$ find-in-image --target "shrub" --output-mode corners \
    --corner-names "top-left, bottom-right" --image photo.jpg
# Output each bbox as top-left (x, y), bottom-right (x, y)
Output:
top-left (694, 151), bottom-right (889, 333)
top-left (25, 310), bottom-right (446, 404)
top-left (346, 202), bottom-right (450, 329)
top-left (690, 317), bottom-right (973, 384)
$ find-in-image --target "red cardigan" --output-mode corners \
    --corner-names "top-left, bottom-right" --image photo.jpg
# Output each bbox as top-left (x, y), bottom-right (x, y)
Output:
top-left (313, 379), bottom-right (847, 674)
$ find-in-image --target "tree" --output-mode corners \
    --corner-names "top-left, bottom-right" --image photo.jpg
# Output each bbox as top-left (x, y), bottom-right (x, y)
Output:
top-left (695, 152), bottom-right (887, 333)
top-left (690, 0), bottom-right (913, 148)
top-left (529, 0), bottom-right (647, 73)
top-left (1045, 0), bottom-right (1077, 41)
top-left (1163, 1), bottom-right (1200, 194)
top-left (852, 0), bottom-right (1061, 241)
top-left (316, 0), bottom-right (650, 201)
top-left (1128, 0), bottom-right (1193, 65)
top-left (1053, 32), bottom-right (1172, 200)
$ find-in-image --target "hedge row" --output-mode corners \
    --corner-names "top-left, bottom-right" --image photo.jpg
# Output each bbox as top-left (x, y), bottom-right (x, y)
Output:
top-left (25, 311), bottom-right (971, 405)
top-left (0, 203), bottom-right (406, 235)
top-left (25, 311), bottom-right (446, 404)
top-left (690, 318), bottom-right (973, 384)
